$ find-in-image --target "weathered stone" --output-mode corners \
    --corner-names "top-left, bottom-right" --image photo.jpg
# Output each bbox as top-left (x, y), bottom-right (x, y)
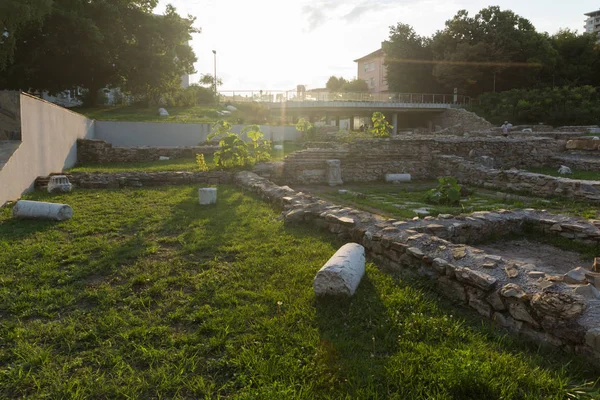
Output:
top-left (482, 262), bottom-right (496, 269)
top-left (437, 276), bottom-right (466, 302)
top-left (504, 266), bottom-right (519, 278)
top-left (528, 271), bottom-right (545, 279)
top-left (585, 328), bottom-right (600, 352)
top-left (573, 284), bottom-right (600, 299)
top-left (469, 297), bottom-right (492, 318)
top-left (455, 268), bottom-right (497, 291)
top-left (326, 159), bottom-right (343, 186)
top-left (407, 247), bottom-right (425, 258)
top-left (198, 187), bottom-right (217, 205)
top-left (493, 312), bottom-right (523, 331)
top-left (432, 258), bottom-right (449, 274)
top-left (13, 200), bottom-right (73, 221)
top-left (487, 290), bottom-right (506, 311)
top-left (500, 283), bottom-right (528, 300)
top-left (530, 292), bottom-right (585, 320)
top-left (564, 267), bottom-right (588, 284)
top-left (452, 246), bottom-right (467, 260)
top-left (314, 243), bottom-right (365, 296)
top-left (508, 302), bottom-right (539, 327)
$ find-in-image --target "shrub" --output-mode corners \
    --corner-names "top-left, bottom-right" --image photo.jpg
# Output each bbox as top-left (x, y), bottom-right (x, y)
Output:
top-left (196, 154), bottom-right (209, 171)
top-left (206, 120), bottom-right (272, 169)
top-left (370, 112), bottom-right (392, 137)
top-left (424, 176), bottom-right (463, 205)
top-left (242, 124), bottom-right (272, 164)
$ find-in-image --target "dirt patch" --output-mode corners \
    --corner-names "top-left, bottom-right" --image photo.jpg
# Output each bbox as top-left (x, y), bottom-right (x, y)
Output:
top-left (478, 239), bottom-right (589, 275)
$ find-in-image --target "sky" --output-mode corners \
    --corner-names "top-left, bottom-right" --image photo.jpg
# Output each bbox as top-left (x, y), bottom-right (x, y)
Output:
top-left (156, 0), bottom-right (600, 92)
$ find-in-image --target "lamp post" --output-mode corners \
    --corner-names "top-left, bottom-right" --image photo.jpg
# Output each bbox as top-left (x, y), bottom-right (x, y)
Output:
top-left (212, 50), bottom-right (217, 103)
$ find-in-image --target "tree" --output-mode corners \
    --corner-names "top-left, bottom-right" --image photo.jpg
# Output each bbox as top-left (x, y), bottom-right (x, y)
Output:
top-left (383, 23), bottom-right (445, 93)
top-left (550, 30), bottom-right (600, 88)
top-left (341, 79), bottom-right (368, 92)
top-left (0, 0), bottom-right (53, 70)
top-left (199, 74), bottom-right (223, 89)
top-left (370, 112), bottom-right (391, 137)
top-left (0, 0), bottom-right (199, 105)
top-left (429, 6), bottom-right (557, 95)
top-left (326, 76), bottom-right (348, 91)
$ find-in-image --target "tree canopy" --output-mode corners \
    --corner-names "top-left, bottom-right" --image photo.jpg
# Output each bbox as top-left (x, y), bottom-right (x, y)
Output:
top-left (325, 76), bottom-right (368, 92)
top-left (383, 6), bottom-right (599, 96)
top-left (0, 0), bottom-right (199, 105)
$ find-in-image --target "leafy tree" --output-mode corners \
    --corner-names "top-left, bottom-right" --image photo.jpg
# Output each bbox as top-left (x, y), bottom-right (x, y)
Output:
top-left (0, 0), bottom-right (52, 70)
top-left (383, 23), bottom-right (442, 93)
top-left (430, 6), bottom-right (557, 95)
top-left (550, 30), bottom-right (600, 88)
top-left (370, 112), bottom-right (391, 137)
top-left (326, 76), bottom-right (348, 91)
top-left (242, 124), bottom-right (272, 164)
top-left (341, 79), bottom-right (368, 92)
top-left (0, 0), bottom-right (198, 105)
top-left (199, 74), bottom-right (223, 89)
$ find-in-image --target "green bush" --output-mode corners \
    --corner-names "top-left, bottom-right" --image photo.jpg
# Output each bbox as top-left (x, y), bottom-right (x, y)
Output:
top-left (470, 86), bottom-right (600, 126)
top-left (196, 154), bottom-right (209, 171)
top-left (424, 176), bottom-right (462, 205)
top-left (370, 112), bottom-right (392, 137)
top-left (206, 120), bottom-right (272, 169)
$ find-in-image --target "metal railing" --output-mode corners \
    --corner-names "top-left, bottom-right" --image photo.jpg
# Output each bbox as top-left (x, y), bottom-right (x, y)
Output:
top-left (218, 90), bottom-right (472, 105)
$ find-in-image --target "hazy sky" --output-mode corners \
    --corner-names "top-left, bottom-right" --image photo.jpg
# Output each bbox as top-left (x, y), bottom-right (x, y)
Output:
top-left (156, 0), bottom-right (599, 91)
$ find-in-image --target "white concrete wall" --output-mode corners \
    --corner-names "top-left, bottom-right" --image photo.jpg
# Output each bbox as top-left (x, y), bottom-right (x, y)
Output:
top-left (94, 121), bottom-right (300, 147)
top-left (0, 93), bottom-right (94, 206)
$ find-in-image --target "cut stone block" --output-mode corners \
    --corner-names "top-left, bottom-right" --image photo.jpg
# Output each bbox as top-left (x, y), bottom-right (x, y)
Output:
top-left (198, 187), bottom-right (217, 205)
top-left (564, 267), bottom-right (588, 284)
top-left (273, 144), bottom-right (284, 151)
top-left (13, 200), bottom-right (73, 221)
top-left (385, 173), bottom-right (411, 183)
top-left (47, 175), bottom-right (72, 194)
top-left (326, 159), bottom-right (343, 186)
top-left (314, 243), bottom-right (365, 296)
top-left (159, 156), bottom-right (170, 161)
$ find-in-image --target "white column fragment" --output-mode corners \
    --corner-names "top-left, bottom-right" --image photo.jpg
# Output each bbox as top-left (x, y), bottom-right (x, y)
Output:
top-left (326, 159), bottom-right (343, 186)
top-left (385, 173), bottom-right (411, 183)
top-left (314, 243), bottom-right (366, 296)
top-left (13, 200), bottom-right (73, 221)
top-left (198, 188), bottom-right (217, 205)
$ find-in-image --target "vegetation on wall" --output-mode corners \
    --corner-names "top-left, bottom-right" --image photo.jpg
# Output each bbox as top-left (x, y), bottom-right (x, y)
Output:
top-left (469, 86), bottom-right (600, 126)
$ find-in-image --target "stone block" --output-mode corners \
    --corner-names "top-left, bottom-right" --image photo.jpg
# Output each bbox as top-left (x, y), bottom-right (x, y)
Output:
top-left (454, 268), bottom-right (497, 291)
top-left (385, 173), bottom-right (411, 183)
top-left (314, 243), bottom-right (366, 296)
top-left (437, 276), bottom-right (466, 303)
top-left (530, 292), bottom-right (585, 320)
top-left (198, 187), bottom-right (217, 205)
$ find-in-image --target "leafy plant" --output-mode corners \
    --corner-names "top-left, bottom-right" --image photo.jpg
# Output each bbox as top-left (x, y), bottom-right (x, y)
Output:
top-left (196, 154), bottom-right (209, 171)
top-left (424, 176), bottom-right (463, 205)
top-left (242, 124), bottom-right (272, 164)
top-left (370, 112), bottom-right (392, 137)
top-left (207, 120), bottom-right (248, 168)
top-left (295, 118), bottom-right (316, 140)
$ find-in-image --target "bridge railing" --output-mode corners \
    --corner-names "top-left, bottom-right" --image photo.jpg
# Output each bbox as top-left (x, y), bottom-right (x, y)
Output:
top-left (218, 90), bottom-right (472, 105)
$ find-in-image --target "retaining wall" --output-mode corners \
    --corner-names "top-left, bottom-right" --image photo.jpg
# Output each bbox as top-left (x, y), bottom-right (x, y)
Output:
top-left (77, 139), bottom-right (218, 164)
top-left (0, 93), bottom-right (94, 206)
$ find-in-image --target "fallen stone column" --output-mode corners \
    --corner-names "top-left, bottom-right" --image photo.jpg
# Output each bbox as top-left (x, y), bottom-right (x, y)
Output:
top-left (12, 200), bottom-right (74, 221)
top-left (385, 173), bottom-right (411, 183)
top-left (314, 243), bottom-right (365, 296)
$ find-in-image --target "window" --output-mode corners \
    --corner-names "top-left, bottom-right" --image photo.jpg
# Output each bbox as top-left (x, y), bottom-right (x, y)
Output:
top-left (370, 77), bottom-right (375, 88)
top-left (370, 62), bottom-right (375, 71)
top-left (364, 62), bottom-right (369, 72)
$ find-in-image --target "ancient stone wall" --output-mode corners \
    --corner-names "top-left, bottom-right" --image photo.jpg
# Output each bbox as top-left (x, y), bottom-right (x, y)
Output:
top-left (283, 137), bottom-right (565, 184)
top-left (234, 170), bottom-right (600, 363)
top-left (35, 171), bottom-right (232, 189)
top-left (436, 155), bottom-right (600, 202)
top-left (77, 139), bottom-right (218, 164)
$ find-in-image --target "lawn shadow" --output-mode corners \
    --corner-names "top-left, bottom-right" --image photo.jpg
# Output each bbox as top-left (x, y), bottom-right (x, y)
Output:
top-left (314, 274), bottom-right (398, 392)
top-left (0, 208), bottom-right (61, 241)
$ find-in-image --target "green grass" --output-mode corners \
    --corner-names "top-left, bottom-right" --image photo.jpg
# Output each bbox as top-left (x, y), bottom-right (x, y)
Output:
top-left (527, 167), bottom-right (600, 181)
top-left (0, 186), bottom-right (599, 398)
top-left (73, 103), bottom-right (286, 125)
top-left (68, 142), bottom-right (303, 173)
top-left (319, 183), bottom-right (600, 220)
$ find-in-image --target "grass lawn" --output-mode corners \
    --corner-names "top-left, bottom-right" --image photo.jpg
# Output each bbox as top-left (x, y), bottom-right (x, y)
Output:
top-left (527, 167), bottom-right (600, 181)
top-left (0, 186), bottom-right (598, 398)
top-left (317, 183), bottom-right (600, 220)
top-left (73, 103), bottom-right (280, 125)
top-left (67, 142), bottom-right (303, 173)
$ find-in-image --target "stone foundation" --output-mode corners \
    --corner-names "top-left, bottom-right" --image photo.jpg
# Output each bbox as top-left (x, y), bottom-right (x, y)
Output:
top-left (77, 139), bottom-right (218, 164)
top-left (234, 170), bottom-right (600, 362)
top-left (36, 171), bottom-right (232, 189)
top-left (436, 155), bottom-right (600, 203)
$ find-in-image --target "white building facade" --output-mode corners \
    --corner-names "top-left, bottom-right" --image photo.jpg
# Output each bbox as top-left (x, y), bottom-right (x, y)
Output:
top-left (585, 9), bottom-right (600, 43)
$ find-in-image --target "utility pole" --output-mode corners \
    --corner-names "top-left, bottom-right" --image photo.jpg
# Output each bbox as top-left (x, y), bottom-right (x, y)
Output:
top-left (212, 50), bottom-right (217, 103)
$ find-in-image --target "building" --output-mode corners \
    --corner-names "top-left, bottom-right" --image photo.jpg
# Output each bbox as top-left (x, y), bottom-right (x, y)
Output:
top-left (585, 9), bottom-right (600, 42)
top-left (354, 46), bottom-right (388, 93)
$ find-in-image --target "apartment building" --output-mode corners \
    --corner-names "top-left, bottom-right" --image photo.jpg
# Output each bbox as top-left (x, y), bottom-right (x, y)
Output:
top-left (585, 9), bottom-right (600, 42)
top-left (354, 46), bottom-right (388, 93)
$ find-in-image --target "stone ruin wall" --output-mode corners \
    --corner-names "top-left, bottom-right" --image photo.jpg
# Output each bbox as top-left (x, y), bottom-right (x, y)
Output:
top-left (283, 137), bottom-right (566, 185)
top-left (77, 139), bottom-right (218, 164)
top-left (235, 170), bottom-right (600, 363)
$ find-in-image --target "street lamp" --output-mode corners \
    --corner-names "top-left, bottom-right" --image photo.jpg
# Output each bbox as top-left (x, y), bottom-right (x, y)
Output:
top-left (212, 50), bottom-right (217, 102)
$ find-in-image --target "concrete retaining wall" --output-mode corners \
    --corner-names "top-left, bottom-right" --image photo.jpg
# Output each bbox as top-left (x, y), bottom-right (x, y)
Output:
top-left (0, 93), bottom-right (94, 206)
top-left (95, 121), bottom-right (300, 147)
